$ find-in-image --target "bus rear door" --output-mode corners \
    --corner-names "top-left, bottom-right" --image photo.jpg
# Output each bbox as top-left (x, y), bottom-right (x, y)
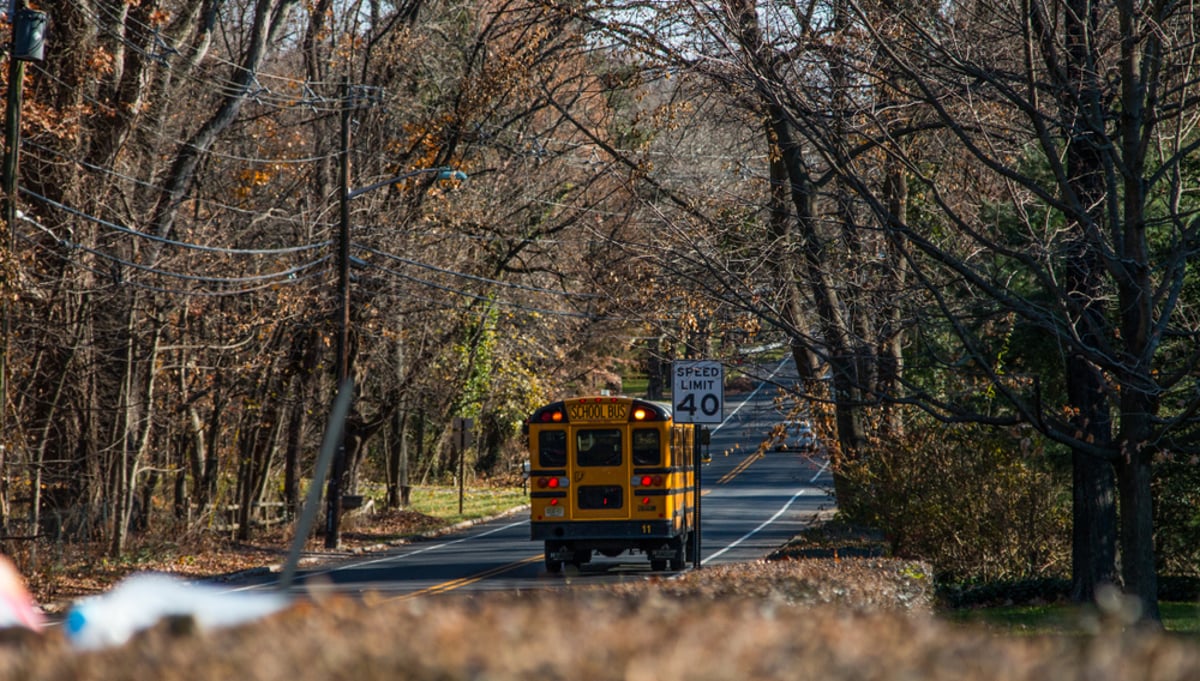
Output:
top-left (569, 425), bottom-right (630, 521)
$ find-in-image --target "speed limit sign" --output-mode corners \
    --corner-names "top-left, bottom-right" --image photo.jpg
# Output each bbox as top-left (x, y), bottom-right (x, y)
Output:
top-left (672, 360), bottom-right (724, 424)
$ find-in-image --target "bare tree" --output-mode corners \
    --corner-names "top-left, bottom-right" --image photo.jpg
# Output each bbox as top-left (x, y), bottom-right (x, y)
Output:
top-left (843, 0), bottom-right (1200, 621)
top-left (532, 0), bottom-right (1200, 623)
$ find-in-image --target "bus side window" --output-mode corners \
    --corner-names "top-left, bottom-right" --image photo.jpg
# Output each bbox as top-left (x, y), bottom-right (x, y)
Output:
top-left (632, 428), bottom-right (661, 465)
top-left (538, 430), bottom-right (567, 467)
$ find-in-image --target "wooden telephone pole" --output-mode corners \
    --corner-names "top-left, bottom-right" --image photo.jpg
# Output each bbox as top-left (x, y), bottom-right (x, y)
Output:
top-left (2, 1), bottom-right (47, 527)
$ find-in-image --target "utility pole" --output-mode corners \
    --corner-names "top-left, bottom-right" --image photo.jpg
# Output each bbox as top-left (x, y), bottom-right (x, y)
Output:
top-left (320, 81), bottom-right (458, 548)
top-left (1, 1), bottom-right (47, 528)
top-left (323, 81), bottom-right (383, 548)
top-left (324, 79), bottom-right (353, 549)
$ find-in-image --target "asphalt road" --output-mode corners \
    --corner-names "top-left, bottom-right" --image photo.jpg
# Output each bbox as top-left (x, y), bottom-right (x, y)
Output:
top-left (240, 357), bottom-right (835, 600)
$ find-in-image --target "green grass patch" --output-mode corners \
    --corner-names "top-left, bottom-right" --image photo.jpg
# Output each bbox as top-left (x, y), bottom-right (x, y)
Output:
top-left (944, 603), bottom-right (1086, 636)
top-left (407, 485), bottom-right (528, 526)
top-left (1162, 601), bottom-right (1200, 635)
top-left (945, 601), bottom-right (1200, 638)
top-left (622, 375), bottom-right (650, 397)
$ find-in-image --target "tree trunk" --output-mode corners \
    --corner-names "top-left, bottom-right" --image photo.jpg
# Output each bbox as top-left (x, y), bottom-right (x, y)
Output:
top-left (1111, 0), bottom-right (1159, 619)
top-left (386, 410), bottom-right (406, 509)
top-left (877, 158), bottom-right (908, 438)
top-left (110, 300), bottom-right (162, 557)
top-left (1052, 0), bottom-right (1120, 606)
top-left (1116, 436), bottom-right (1159, 623)
top-left (645, 337), bottom-right (664, 400)
top-left (730, 0), bottom-right (869, 508)
top-left (1070, 446), bottom-right (1117, 602)
top-left (764, 125), bottom-right (820, 385)
top-left (237, 360), bottom-right (286, 541)
top-left (148, 0), bottom-right (300, 239)
top-left (283, 374), bottom-right (308, 519)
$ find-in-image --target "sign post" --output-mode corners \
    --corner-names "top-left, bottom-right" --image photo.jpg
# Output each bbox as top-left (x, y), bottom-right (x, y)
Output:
top-left (453, 417), bottom-right (474, 514)
top-left (672, 360), bottom-right (723, 570)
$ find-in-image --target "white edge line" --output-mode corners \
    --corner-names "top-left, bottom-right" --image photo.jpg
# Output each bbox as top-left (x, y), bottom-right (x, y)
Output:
top-left (712, 355), bottom-right (791, 434)
top-left (302, 518), bottom-right (528, 578)
top-left (700, 458), bottom-right (829, 565)
top-left (702, 488), bottom-right (808, 564)
top-left (229, 518), bottom-right (528, 591)
top-left (811, 458), bottom-right (830, 482)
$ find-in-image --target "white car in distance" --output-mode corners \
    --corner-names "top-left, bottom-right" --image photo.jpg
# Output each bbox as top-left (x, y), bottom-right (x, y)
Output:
top-left (773, 420), bottom-right (818, 452)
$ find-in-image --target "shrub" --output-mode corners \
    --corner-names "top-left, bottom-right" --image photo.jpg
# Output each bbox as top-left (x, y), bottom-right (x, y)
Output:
top-left (1153, 455), bottom-right (1200, 576)
top-left (838, 416), bottom-right (1070, 583)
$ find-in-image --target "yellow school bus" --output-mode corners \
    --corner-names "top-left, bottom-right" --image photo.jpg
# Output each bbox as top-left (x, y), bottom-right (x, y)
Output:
top-left (525, 395), bottom-right (697, 572)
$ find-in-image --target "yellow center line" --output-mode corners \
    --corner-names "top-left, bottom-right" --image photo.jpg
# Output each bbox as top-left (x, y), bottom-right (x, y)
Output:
top-left (716, 451), bottom-right (762, 485)
top-left (393, 554), bottom-right (542, 601)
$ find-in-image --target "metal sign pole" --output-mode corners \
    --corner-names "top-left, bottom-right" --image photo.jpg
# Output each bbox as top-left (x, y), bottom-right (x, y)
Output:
top-left (672, 359), bottom-right (722, 571)
top-left (693, 426), bottom-right (702, 569)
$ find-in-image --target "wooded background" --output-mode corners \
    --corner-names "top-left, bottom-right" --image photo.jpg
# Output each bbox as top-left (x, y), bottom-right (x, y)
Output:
top-left (0, 0), bottom-right (1196, 623)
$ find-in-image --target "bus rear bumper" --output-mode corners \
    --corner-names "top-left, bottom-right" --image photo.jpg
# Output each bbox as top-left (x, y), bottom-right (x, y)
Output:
top-left (531, 519), bottom-right (677, 541)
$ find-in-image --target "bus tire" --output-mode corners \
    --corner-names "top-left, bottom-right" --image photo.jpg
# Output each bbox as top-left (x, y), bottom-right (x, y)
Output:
top-left (669, 536), bottom-right (686, 571)
top-left (544, 544), bottom-right (563, 574)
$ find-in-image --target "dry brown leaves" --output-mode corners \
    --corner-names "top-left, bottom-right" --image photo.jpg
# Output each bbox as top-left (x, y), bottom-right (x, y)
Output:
top-left (7, 513), bottom-right (1199, 681)
top-left (611, 558), bottom-right (934, 612)
top-left (1, 563), bottom-right (1197, 681)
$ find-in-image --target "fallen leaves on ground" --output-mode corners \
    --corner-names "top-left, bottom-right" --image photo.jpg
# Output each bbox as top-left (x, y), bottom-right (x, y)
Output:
top-left (20, 509), bottom-right (445, 612)
top-left (3, 579), bottom-right (1198, 681)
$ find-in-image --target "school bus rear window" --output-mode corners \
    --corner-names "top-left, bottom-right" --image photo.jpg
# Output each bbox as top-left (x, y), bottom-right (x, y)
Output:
top-left (577, 429), bottom-right (621, 467)
top-left (632, 428), bottom-right (661, 465)
top-left (538, 430), bottom-right (567, 467)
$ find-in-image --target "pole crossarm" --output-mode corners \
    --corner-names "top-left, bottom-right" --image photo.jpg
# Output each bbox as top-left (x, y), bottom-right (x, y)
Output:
top-left (346, 167), bottom-right (466, 201)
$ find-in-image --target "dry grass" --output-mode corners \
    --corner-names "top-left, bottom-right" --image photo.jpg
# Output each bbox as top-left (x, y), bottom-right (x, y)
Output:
top-left (1, 560), bottom-right (1198, 681)
top-left (6, 508), bottom-right (1200, 680)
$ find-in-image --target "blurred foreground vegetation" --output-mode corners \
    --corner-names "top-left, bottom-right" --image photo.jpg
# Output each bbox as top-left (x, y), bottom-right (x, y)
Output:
top-left (4, 559), bottom-right (1200, 681)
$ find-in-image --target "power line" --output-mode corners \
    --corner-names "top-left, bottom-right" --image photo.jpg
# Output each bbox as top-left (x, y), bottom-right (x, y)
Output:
top-left (19, 68), bottom-right (342, 167)
top-left (19, 138), bottom-right (342, 240)
top-left (353, 243), bottom-right (603, 300)
top-left (18, 231), bottom-right (329, 297)
top-left (64, 0), bottom-right (346, 112)
top-left (64, 240), bottom-right (330, 285)
top-left (22, 189), bottom-right (331, 256)
top-left (359, 259), bottom-right (616, 321)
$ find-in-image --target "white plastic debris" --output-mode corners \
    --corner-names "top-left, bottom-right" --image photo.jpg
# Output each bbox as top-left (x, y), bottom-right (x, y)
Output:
top-left (0, 555), bottom-right (44, 631)
top-left (64, 572), bottom-right (290, 650)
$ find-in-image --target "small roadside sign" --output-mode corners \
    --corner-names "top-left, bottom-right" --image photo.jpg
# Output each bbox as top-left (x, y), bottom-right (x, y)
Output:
top-left (671, 360), bottom-right (724, 424)
top-left (452, 417), bottom-right (474, 450)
